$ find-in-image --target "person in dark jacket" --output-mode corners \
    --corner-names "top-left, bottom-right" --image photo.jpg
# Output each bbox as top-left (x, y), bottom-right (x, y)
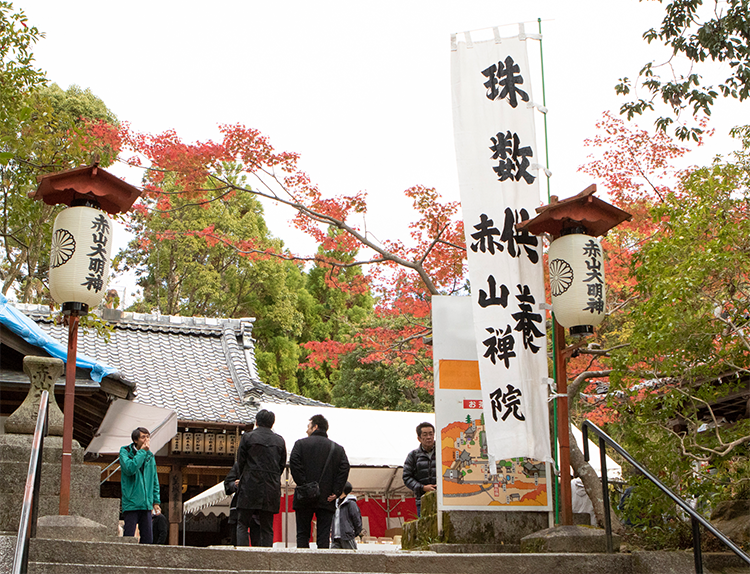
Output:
top-left (236, 410), bottom-right (286, 547)
top-left (402, 421), bottom-right (437, 517)
top-left (119, 427), bottom-right (161, 543)
top-left (224, 461), bottom-right (241, 545)
top-left (151, 511), bottom-right (169, 544)
top-left (331, 482), bottom-right (362, 549)
top-left (289, 414), bottom-right (350, 549)
top-left (224, 423), bottom-right (253, 546)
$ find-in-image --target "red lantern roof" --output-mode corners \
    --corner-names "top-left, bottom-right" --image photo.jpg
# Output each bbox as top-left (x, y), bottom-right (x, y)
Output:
top-left (30, 163), bottom-right (141, 215)
top-left (516, 184), bottom-right (632, 238)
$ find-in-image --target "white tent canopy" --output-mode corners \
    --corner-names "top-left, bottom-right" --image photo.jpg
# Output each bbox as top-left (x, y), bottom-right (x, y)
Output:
top-left (85, 399), bottom-right (178, 455)
top-left (182, 403), bottom-right (621, 516)
top-left (183, 403), bottom-right (435, 516)
top-left (263, 402), bottom-right (434, 468)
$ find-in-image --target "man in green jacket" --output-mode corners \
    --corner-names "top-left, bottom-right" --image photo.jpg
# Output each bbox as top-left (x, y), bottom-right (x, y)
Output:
top-left (120, 427), bottom-right (161, 543)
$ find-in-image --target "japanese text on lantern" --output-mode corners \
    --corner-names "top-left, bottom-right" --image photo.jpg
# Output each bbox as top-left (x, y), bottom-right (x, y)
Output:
top-left (82, 214), bottom-right (110, 293)
top-left (582, 239), bottom-right (604, 313)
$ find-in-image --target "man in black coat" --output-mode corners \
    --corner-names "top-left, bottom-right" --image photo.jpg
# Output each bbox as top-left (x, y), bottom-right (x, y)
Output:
top-left (236, 409), bottom-right (286, 547)
top-left (289, 414), bottom-right (350, 549)
top-left (402, 421), bottom-right (437, 517)
top-left (223, 460), bottom-right (241, 546)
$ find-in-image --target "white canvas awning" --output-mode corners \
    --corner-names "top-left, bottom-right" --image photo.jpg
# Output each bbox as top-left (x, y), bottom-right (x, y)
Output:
top-left (262, 402), bottom-right (435, 468)
top-left (85, 398), bottom-right (178, 455)
top-left (183, 482), bottom-right (230, 516)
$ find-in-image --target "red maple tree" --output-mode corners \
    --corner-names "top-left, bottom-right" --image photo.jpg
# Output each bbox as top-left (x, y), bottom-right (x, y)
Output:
top-left (119, 123), bottom-right (467, 394)
top-left (568, 111), bottom-right (710, 425)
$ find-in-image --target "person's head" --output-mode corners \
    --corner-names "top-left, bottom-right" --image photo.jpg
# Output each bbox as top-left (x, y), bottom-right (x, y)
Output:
top-left (416, 422), bottom-right (435, 451)
top-left (343, 481), bottom-right (352, 496)
top-left (307, 414), bottom-right (329, 436)
top-left (132, 427), bottom-right (150, 449)
top-left (255, 409), bottom-right (275, 429)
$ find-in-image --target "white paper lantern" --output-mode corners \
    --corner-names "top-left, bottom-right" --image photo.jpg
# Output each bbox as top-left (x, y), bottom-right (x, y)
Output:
top-left (49, 205), bottom-right (113, 309)
top-left (548, 232), bottom-right (605, 335)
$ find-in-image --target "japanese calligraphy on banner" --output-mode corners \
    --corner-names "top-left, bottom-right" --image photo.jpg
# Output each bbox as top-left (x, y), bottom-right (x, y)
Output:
top-left (451, 30), bottom-right (550, 462)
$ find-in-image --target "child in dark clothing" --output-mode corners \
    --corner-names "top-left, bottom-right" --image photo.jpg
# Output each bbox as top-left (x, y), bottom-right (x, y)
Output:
top-left (331, 482), bottom-right (362, 549)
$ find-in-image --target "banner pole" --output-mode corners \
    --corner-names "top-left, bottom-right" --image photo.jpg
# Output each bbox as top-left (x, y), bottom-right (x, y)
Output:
top-left (537, 16), bottom-right (560, 526)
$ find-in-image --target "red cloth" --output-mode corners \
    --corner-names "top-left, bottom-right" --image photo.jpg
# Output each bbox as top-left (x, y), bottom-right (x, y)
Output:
top-left (273, 495), bottom-right (417, 542)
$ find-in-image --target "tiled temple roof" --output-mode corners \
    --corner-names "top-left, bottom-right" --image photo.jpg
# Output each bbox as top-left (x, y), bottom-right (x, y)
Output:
top-left (14, 305), bottom-right (328, 424)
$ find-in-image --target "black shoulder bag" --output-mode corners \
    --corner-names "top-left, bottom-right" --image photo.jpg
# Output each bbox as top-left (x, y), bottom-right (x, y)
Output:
top-left (294, 442), bottom-right (336, 502)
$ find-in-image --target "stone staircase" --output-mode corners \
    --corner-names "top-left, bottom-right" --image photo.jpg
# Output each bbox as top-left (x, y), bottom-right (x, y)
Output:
top-left (0, 535), bottom-right (744, 574)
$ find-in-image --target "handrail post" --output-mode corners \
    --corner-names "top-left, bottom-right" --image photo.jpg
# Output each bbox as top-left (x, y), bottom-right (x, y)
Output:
top-left (692, 517), bottom-right (703, 574)
top-left (582, 419), bottom-right (748, 574)
top-left (598, 436), bottom-right (613, 553)
top-left (582, 424), bottom-right (589, 459)
top-left (29, 396), bottom-right (48, 539)
top-left (12, 390), bottom-right (50, 574)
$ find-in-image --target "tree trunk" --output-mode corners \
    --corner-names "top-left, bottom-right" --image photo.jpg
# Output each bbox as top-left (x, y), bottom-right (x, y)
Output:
top-left (569, 426), bottom-right (624, 535)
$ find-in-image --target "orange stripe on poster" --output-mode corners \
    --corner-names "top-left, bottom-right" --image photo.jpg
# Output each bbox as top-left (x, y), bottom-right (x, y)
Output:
top-left (438, 360), bottom-right (481, 390)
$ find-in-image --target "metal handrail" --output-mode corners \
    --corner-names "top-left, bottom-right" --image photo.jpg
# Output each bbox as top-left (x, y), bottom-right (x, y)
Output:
top-left (12, 390), bottom-right (50, 574)
top-left (582, 419), bottom-right (750, 574)
top-left (100, 459), bottom-right (120, 486)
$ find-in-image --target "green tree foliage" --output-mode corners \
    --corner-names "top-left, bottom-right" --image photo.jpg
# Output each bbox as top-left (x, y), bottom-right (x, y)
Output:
top-left (607, 126), bottom-right (750, 540)
top-left (331, 348), bottom-right (432, 412)
top-left (0, 1), bottom-right (44, 142)
top-left (297, 236), bottom-right (374, 402)
top-left (118, 165), bottom-right (338, 394)
top-left (618, 0), bottom-right (750, 140)
top-left (1, 82), bottom-right (119, 301)
top-left (0, 1), bottom-right (120, 301)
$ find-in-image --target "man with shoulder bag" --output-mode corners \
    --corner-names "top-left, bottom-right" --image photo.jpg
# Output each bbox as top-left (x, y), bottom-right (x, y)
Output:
top-left (289, 414), bottom-right (350, 548)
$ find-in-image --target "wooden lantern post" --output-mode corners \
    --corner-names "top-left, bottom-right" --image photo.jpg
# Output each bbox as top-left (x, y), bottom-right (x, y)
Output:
top-left (31, 163), bottom-right (140, 515)
top-left (517, 184), bottom-right (631, 525)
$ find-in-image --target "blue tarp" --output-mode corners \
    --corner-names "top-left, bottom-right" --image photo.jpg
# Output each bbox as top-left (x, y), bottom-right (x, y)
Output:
top-left (0, 293), bottom-right (117, 383)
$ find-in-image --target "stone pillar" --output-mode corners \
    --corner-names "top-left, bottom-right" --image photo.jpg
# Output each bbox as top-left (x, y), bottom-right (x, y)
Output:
top-left (0, 356), bottom-right (121, 537)
top-left (168, 466), bottom-right (183, 545)
top-left (5, 356), bottom-right (65, 436)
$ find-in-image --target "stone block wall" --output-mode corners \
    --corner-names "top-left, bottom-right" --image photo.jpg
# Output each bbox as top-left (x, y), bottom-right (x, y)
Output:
top-left (402, 491), bottom-right (549, 549)
top-left (0, 434), bottom-right (119, 535)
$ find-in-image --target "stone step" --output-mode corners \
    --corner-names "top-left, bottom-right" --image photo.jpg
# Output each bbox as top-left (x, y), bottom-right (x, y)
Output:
top-left (30, 564), bottom-right (235, 574)
top-left (0, 494), bottom-right (120, 535)
top-left (0, 535), bottom-right (746, 574)
top-left (25, 538), bottom-right (630, 574)
top-left (29, 566), bottom-right (407, 574)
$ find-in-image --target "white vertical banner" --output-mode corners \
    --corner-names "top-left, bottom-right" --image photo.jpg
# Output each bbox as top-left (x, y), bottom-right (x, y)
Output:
top-left (451, 30), bottom-right (550, 462)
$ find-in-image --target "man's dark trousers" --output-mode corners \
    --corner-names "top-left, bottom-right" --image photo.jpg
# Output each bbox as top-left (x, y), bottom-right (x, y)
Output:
top-left (123, 509), bottom-right (153, 544)
top-left (237, 510), bottom-right (274, 547)
top-left (295, 507), bottom-right (334, 548)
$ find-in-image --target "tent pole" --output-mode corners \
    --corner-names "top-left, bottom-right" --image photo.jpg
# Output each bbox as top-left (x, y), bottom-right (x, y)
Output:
top-left (284, 466), bottom-right (289, 548)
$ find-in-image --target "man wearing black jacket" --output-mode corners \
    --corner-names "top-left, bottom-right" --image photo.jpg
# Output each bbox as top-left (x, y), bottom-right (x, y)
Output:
top-left (236, 410), bottom-right (286, 547)
top-left (402, 422), bottom-right (437, 517)
top-left (289, 414), bottom-right (350, 548)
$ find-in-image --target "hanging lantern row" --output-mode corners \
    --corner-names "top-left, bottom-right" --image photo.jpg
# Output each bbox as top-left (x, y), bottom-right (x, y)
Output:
top-left (548, 230), bottom-right (605, 336)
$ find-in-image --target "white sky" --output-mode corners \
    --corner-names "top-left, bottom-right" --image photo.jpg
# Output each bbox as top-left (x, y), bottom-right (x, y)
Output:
top-left (18, 1), bottom-right (745, 301)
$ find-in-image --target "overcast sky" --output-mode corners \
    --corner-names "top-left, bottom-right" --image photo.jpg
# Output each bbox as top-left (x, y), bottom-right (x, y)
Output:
top-left (18, 1), bottom-right (744, 301)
